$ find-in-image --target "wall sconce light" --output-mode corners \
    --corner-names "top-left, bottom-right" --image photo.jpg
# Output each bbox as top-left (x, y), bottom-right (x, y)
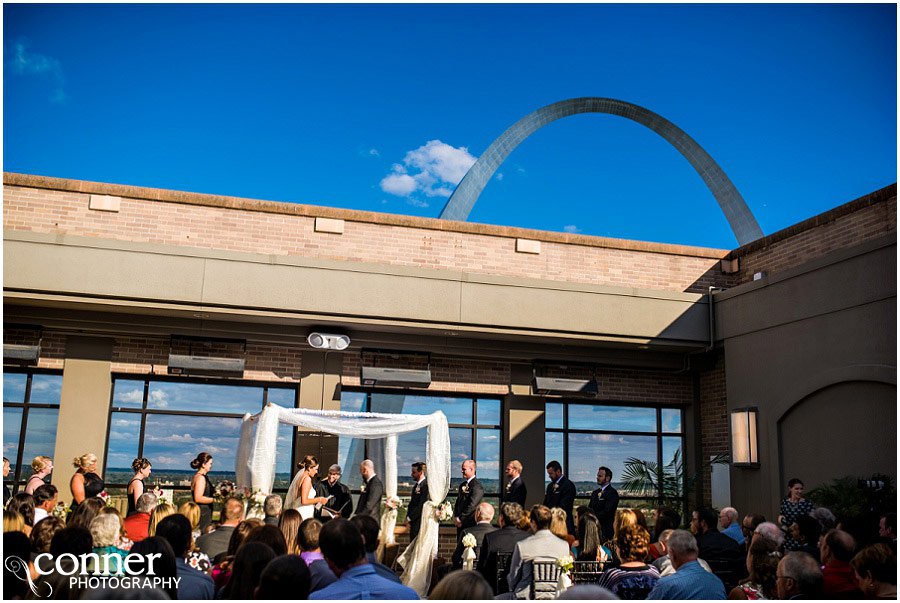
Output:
top-left (730, 407), bottom-right (759, 467)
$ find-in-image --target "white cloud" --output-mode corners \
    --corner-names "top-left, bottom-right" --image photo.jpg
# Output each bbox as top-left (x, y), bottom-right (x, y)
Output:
top-left (9, 41), bottom-right (65, 103)
top-left (564, 225), bottom-right (582, 234)
top-left (379, 140), bottom-right (477, 204)
top-left (148, 389), bottom-right (168, 408)
top-left (496, 173), bottom-right (504, 181)
top-left (369, 148), bottom-right (380, 157)
top-left (119, 390), bottom-right (143, 404)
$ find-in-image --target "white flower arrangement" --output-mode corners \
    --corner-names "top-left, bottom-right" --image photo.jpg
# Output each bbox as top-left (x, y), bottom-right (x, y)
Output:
top-left (152, 486), bottom-right (170, 507)
top-left (52, 501), bottom-right (70, 520)
top-left (556, 555), bottom-right (574, 573)
top-left (462, 533), bottom-right (477, 548)
top-left (384, 495), bottom-right (403, 510)
top-left (435, 501), bottom-right (453, 521)
top-left (96, 491), bottom-right (115, 507)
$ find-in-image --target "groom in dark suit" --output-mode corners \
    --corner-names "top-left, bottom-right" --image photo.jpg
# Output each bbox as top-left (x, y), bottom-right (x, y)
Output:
top-left (454, 459), bottom-right (484, 537)
top-left (405, 461), bottom-right (429, 541)
top-left (588, 465), bottom-right (619, 542)
top-left (502, 460), bottom-right (527, 507)
top-left (354, 459), bottom-right (384, 521)
top-left (543, 460), bottom-right (577, 535)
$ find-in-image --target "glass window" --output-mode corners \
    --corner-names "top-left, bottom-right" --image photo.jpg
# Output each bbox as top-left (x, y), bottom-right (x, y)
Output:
top-left (546, 403), bottom-right (563, 429)
top-left (661, 408), bottom-right (682, 433)
top-left (371, 394), bottom-right (472, 424)
top-left (3, 407), bottom-right (23, 472)
top-left (476, 428), bottom-right (500, 493)
top-left (3, 374), bottom-right (27, 403)
top-left (267, 388), bottom-right (297, 408)
top-left (662, 436), bottom-right (683, 467)
top-left (146, 382), bottom-right (264, 414)
top-left (29, 375), bottom-right (63, 404)
top-left (275, 423), bottom-right (295, 483)
top-left (568, 433), bottom-right (658, 496)
top-left (340, 392), bottom-right (366, 413)
top-left (476, 399), bottom-right (501, 426)
top-left (20, 408), bottom-right (59, 478)
top-left (567, 405), bottom-right (657, 432)
top-left (141, 414), bottom-right (243, 478)
top-left (545, 431), bottom-right (564, 485)
top-left (113, 380), bottom-right (145, 409)
top-left (105, 413), bottom-right (142, 483)
top-left (448, 428), bottom-right (473, 490)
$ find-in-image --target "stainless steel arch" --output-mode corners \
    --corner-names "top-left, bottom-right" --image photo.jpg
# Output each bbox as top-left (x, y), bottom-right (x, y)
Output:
top-left (439, 97), bottom-right (764, 245)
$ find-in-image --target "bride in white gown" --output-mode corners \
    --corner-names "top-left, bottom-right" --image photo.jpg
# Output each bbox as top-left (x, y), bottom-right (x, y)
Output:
top-left (284, 455), bottom-right (330, 520)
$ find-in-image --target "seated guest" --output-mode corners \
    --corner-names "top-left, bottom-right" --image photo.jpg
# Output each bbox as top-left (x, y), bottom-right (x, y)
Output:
top-left (68, 497), bottom-right (105, 532)
top-left (692, 507), bottom-right (743, 562)
top-left (811, 507), bottom-right (836, 535)
top-left (652, 529), bottom-right (715, 577)
top-left (298, 517), bottom-right (338, 592)
top-left (819, 529), bottom-right (861, 599)
top-left (219, 541), bottom-right (275, 599)
top-left (791, 514), bottom-right (822, 562)
top-left (244, 524), bottom-right (287, 556)
top-left (349, 514), bottom-right (402, 583)
top-left (431, 569), bottom-right (494, 600)
top-left (32, 484), bottom-right (58, 525)
top-left (89, 514), bottom-right (129, 573)
top-left (729, 535), bottom-right (779, 600)
top-left (155, 514), bottom-right (215, 599)
top-left (210, 518), bottom-right (262, 591)
top-left (32, 528), bottom-right (93, 600)
top-left (741, 514), bottom-right (767, 553)
top-left (178, 501), bottom-right (203, 541)
top-left (7, 493), bottom-right (35, 537)
top-left (264, 494), bottom-right (282, 526)
top-left (196, 496), bottom-right (244, 561)
top-left (775, 551), bottom-right (823, 600)
top-left (753, 521), bottom-right (785, 550)
top-left (597, 524), bottom-right (661, 599)
top-left (556, 585), bottom-right (618, 599)
top-left (575, 513), bottom-right (607, 562)
top-left (3, 510), bottom-right (25, 533)
top-left (30, 515), bottom-right (65, 555)
top-left (147, 502), bottom-right (175, 537)
top-left (255, 555), bottom-right (312, 599)
top-left (878, 513), bottom-right (896, 553)
top-left (650, 506), bottom-right (681, 559)
top-left (850, 543), bottom-right (896, 600)
top-left (476, 502), bottom-right (530, 594)
top-left (280, 508), bottom-right (303, 554)
top-left (101, 506), bottom-right (134, 551)
top-left (129, 536), bottom-right (181, 600)
top-left (310, 518), bottom-right (419, 600)
top-left (647, 529), bottom-right (726, 599)
top-left (506, 504), bottom-right (571, 599)
top-left (452, 502), bottom-right (498, 568)
top-left (123, 492), bottom-right (157, 543)
top-left (719, 507), bottom-right (745, 545)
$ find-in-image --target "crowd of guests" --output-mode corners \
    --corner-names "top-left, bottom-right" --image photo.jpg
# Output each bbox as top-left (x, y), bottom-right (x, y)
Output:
top-left (3, 449), bottom-right (897, 601)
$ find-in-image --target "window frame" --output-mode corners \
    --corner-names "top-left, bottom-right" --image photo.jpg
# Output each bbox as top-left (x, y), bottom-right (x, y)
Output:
top-left (2, 367), bottom-right (64, 490)
top-left (105, 373), bottom-right (299, 493)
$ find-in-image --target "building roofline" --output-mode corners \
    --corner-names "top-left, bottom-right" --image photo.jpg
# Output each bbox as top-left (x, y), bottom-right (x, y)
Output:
top-left (4, 172), bottom-right (730, 259)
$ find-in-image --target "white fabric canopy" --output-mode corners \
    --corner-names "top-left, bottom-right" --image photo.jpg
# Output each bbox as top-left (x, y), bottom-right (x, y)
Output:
top-left (235, 405), bottom-right (450, 596)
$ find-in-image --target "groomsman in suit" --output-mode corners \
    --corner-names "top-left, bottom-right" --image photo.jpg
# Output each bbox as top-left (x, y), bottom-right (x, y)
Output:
top-left (454, 459), bottom-right (484, 537)
top-left (588, 465), bottom-right (619, 542)
top-left (354, 459), bottom-right (384, 521)
top-left (405, 462), bottom-right (429, 541)
top-left (543, 460), bottom-right (577, 535)
top-left (502, 460), bottom-right (527, 507)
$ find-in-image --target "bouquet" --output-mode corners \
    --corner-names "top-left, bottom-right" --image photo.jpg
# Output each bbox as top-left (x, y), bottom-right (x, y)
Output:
top-left (556, 555), bottom-right (574, 573)
top-left (97, 491), bottom-right (114, 507)
top-left (384, 495), bottom-right (403, 511)
top-left (214, 480), bottom-right (236, 503)
top-left (241, 487), bottom-right (268, 513)
top-left (435, 501), bottom-right (453, 522)
top-left (52, 501), bottom-right (70, 520)
top-left (462, 533), bottom-right (477, 549)
top-left (152, 486), bottom-right (170, 507)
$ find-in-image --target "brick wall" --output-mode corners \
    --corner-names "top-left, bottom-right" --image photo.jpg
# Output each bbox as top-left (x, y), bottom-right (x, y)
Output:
top-left (728, 184), bottom-right (896, 284)
top-left (4, 328), bottom-right (66, 370)
top-left (4, 174), bottom-right (728, 295)
top-left (698, 351), bottom-right (728, 506)
top-left (342, 353), bottom-right (511, 395)
top-left (543, 364), bottom-right (693, 405)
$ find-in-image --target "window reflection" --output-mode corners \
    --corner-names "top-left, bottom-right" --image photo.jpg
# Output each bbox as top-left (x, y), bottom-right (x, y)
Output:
top-left (567, 433), bottom-right (658, 496)
top-left (545, 431), bottom-right (564, 485)
top-left (113, 380), bottom-right (144, 409)
top-left (567, 405), bottom-right (657, 432)
top-left (477, 399), bottom-right (501, 426)
top-left (371, 394), bottom-right (472, 424)
top-left (448, 428), bottom-right (473, 490)
top-left (21, 408), bottom-right (59, 480)
top-left (662, 436), bottom-right (682, 466)
top-left (661, 408), bottom-right (682, 433)
top-left (268, 388), bottom-right (297, 408)
top-left (3, 407), bottom-right (23, 472)
top-left (106, 413), bottom-right (141, 475)
top-left (147, 382), bottom-right (264, 414)
top-left (476, 428), bottom-right (500, 491)
top-left (546, 403), bottom-right (563, 429)
top-left (29, 375), bottom-right (63, 404)
top-left (3, 374), bottom-right (27, 403)
top-left (142, 414), bottom-right (242, 475)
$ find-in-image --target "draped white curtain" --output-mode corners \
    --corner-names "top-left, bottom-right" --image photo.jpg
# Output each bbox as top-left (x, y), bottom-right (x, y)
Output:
top-left (235, 405), bottom-right (449, 597)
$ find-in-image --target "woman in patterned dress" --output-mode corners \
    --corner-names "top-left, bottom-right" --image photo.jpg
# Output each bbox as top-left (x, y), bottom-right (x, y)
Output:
top-left (779, 478), bottom-right (814, 551)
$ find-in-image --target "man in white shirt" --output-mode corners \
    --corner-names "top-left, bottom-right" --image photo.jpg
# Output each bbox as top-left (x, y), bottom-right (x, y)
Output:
top-left (32, 484), bottom-right (58, 525)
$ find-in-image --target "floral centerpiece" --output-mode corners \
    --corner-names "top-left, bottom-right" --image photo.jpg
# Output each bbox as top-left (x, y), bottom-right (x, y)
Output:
top-left (240, 487), bottom-right (268, 513)
top-left (214, 480), bottom-right (236, 503)
top-left (461, 532), bottom-right (478, 569)
top-left (434, 501), bottom-right (453, 521)
top-left (556, 555), bottom-right (574, 573)
top-left (461, 533), bottom-right (477, 548)
top-left (151, 486), bottom-right (170, 506)
top-left (96, 491), bottom-right (115, 507)
top-left (384, 495), bottom-right (404, 511)
top-left (52, 501), bottom-right (70, 521)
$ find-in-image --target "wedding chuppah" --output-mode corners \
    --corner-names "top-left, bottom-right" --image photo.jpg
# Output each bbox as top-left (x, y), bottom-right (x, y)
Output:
top-left (234, 404), bottom-right (451, 596)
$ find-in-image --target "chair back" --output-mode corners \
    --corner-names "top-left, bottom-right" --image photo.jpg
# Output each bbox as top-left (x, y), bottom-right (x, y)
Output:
top-left (705, 558), bottom-right (740, 593)
top-left (529, 560), bottom-right (562, 600)
top-left (494, 551), bottom-right (513, 594)
top-left (571, 560), bottom-right (605, 585)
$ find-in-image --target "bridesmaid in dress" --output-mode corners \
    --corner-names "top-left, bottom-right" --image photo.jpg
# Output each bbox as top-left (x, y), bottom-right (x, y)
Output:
top-left (127, 457), bottom-right (152, 517)
top-left (191, 452), bottom-right (215, 533)
top-left (24, 456), bottom-right (53, 494)
top-left (70, 453), bottom-right (104, 512)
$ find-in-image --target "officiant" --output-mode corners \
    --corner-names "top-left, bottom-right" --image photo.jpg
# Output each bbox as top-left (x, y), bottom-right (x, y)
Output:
top-left (315, 463), bottom-right (353, 519)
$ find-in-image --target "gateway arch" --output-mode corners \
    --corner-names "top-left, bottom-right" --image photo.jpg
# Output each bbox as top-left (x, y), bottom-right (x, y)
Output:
top-left (439, 97), bottom-right (764, 246)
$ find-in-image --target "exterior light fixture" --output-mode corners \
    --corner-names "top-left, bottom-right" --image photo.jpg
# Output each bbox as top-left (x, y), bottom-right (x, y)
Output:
top-left (730, 407), bottom-right (759, 466)
top-left (307, 332), bottom-right (351, 351)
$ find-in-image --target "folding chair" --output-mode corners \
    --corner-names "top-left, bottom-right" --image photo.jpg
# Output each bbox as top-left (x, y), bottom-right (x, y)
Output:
top-left (495, 551), bottom-right (513, 594)
top-left (530, 560), bottom-right (563, 600)
top-left (571, 560), bottom-right (605, 585)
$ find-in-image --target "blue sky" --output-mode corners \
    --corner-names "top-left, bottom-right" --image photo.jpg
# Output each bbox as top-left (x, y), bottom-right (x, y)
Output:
top-left (4, 3), bottom-right (896, 249)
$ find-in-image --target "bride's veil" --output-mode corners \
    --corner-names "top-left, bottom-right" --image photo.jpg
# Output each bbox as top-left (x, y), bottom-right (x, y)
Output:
top-left (283, 470), bottom-right (303, 509)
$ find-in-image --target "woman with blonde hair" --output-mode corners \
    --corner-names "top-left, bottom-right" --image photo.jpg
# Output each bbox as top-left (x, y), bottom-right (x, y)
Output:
top-left (69, 453), bottom-right (104, 511)
top-left (7, 493), bottom-right (35, 536)
top-left (278, 508), bottom-right (303, 554)
top-left (285, 455), bottom-right (329, 521)
top-left (101, 506), bottom-right (134, 551)
top-left (148, 502), bottom-right (175, 537)
top-left (25, 456), bottom-right (53, 494)
top-left (178, 501), bottom-right (202, 541)
top-left (3, 509), bottom-right (25, 533)
top-left (551, 507), bottom-right (576, 547)
top-left (430, 569), bottom-right (495, 599)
